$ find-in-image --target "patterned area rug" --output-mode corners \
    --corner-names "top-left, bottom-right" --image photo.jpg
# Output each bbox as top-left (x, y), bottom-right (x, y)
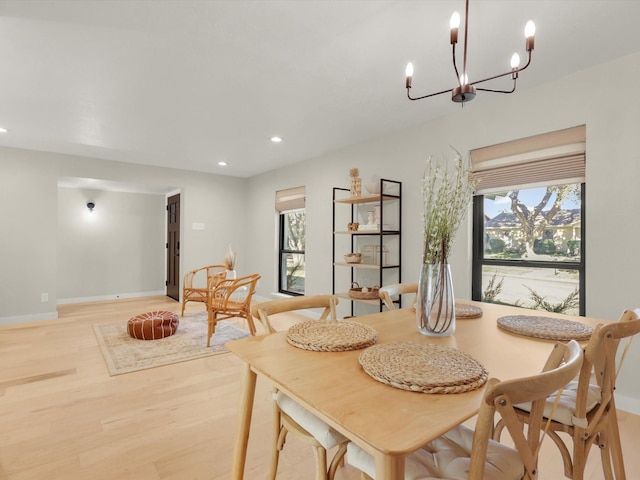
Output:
top-left (93, 312), bottom-right (250, 376)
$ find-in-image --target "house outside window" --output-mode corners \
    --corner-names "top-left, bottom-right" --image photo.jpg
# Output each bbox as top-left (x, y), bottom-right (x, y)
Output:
top-left (276, 187), bottom-right (306, 295)
top-left (471, 126), bottom-right (586, 316)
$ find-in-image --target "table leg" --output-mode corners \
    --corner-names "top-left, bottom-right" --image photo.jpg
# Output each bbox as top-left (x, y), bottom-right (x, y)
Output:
top-left (375, 452), bottom-right (404, 480)
top-left (231, 362), bottom-right (257, 479)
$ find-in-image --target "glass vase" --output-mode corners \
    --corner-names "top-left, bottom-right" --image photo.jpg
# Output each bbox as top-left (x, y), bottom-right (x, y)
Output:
top-left (416, 263), bottom-right (456, 336)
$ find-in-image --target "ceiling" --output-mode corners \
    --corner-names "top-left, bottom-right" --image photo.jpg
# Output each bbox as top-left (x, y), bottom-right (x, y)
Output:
top-left (1, 0), bottom-right (638, 179)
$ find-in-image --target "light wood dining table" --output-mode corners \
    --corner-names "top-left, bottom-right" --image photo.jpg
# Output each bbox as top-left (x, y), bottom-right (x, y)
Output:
top-left (227, 301), bottom-right (609, 479)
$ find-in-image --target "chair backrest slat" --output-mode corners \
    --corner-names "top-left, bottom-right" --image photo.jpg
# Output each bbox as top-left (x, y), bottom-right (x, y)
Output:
top-left (251, 295), bottom-right (339, 334)
top-left (378, 283), bottom-right (418, 310)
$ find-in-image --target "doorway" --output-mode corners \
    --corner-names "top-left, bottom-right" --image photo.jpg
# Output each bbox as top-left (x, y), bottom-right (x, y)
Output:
top-left (166, 193), bottom-right (180, 300)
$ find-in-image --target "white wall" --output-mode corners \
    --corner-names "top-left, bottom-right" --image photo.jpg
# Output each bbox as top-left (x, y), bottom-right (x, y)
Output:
top-left (0, 151), bottom-right (58, 321)
top-left (0, 147), bottom-right (248, 323)
top-left (246, 52), bottom-right (640, 412)
top-left (57, 188), bottom-right (166, 302)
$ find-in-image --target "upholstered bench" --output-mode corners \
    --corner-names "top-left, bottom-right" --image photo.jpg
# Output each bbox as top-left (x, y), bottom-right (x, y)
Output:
top-left (127, 310), bottom-right (179, 340)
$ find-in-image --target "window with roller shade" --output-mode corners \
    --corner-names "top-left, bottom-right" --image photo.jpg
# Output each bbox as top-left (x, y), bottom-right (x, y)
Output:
top-left (471, 126), bottom-right (585, 316)
top-left (276, 186), bottom-right (305, 295)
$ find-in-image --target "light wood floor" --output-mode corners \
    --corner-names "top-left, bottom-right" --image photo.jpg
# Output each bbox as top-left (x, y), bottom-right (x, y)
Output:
top-left (0, 296), bottom-right (638, 479)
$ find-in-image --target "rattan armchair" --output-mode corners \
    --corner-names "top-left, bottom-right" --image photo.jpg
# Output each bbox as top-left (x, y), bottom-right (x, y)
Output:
top-left (206, 273), bottom-right (260, 345)
top-left (180, 264), bottom-right (227, 316)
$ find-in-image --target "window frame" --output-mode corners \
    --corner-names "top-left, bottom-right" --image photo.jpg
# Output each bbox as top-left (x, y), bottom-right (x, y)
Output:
top-left (471, 183), bottom-right (586, 316)
top-left (278, 209), bottom-right (306, 296)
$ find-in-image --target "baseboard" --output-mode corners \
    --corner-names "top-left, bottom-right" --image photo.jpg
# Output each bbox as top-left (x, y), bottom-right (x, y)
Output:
top-left (614, 393), bottom-right (640, 416)
top-left (0, 311), bottom-right (58, 326)
top-left (57, 290), bottom-right (166, 305)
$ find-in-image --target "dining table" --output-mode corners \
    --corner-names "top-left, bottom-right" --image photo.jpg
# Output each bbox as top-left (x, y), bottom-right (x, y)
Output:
top-left (227, 300), bottom-right (609, 479)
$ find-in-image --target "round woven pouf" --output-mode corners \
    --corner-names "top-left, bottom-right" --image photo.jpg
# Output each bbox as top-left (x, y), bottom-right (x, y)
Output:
top-left (127, 311), bottom-right (179, 340)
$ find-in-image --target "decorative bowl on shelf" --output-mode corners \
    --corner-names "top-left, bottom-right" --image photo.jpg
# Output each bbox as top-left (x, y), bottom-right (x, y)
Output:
top-left (344, 253), bottom-right (362, 264)
top-left (364, 182), bottom-right (381, 195)
top-left (349, 282), bottom-right (380, 299)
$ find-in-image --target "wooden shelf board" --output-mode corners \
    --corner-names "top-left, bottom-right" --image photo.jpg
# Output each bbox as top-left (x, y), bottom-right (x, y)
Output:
top-left (336, 293), bottom-right (381, 305)
top-left (334, 230), bottom-right (400, 235)
top-left (334, 262), bottom-right (380, 269)
top-left (334, 262), bottom-right (399, 269)
top-left (334, 194), bottom-right (399, 204)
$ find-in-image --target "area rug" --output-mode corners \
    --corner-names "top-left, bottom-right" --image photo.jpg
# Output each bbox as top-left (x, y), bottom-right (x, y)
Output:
top-left (93, 312), bottom-right (250, 376)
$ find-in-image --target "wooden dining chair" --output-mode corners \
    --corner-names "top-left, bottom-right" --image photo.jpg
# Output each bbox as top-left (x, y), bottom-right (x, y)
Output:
top-left (493, 308), bottom-right (640, 480)
top-left (378, 283), bottom-right (418, 310)
top-left (205, 273), bottom-right (260, 345)
top-left (252, 294), bottom-right (339, 333)
top-left (346, 340), bottom-right (584, 480)
top-left (180, 264), bottom-right (227, 315)
top-left (251, 295), bottom-right (347, 480)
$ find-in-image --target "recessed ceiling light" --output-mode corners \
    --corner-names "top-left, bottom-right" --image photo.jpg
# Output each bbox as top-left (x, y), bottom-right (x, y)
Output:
top-left (218, 161), bottom-right (228, 167)
top-left (0, 127), bottom-right (8, 133)
top-left (270, 136), bottom-right (283, 143)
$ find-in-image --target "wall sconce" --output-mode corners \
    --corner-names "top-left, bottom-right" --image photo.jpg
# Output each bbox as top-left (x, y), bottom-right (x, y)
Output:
top-left (87, 202), bottom-right (95, 213)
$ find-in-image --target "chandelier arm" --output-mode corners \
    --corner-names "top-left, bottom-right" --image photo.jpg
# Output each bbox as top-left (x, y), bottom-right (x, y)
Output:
top-left (452, 43), bottom-right (461, 86)
top-left (469, 51), bottom-right (532, 87)
top-left (476, 78), bottom-right (517, 94)
top-left (407, 86), bottom-right (455, 101)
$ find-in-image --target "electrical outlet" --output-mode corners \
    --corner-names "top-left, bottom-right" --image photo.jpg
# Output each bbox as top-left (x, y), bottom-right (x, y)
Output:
top-left (41, 293), bottom-right (49, 303)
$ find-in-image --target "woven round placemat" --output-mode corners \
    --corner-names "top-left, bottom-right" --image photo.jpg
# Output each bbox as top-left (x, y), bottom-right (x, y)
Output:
top-left (359, 342), bottom-right (488, 394)
top-left (497, 315), bottom-right (593, 341)
top-left (286, 320), bottom-right (378, 352)
top-left (456, 303), bottom-right (483, 319)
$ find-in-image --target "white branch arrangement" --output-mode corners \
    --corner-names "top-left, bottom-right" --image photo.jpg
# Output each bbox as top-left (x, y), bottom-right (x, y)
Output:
top-left (422, 147), bottom-right (477, 264)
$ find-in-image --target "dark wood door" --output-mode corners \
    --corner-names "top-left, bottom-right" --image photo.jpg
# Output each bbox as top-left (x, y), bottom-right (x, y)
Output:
top-left (166, 194), bottom-right (180, 301)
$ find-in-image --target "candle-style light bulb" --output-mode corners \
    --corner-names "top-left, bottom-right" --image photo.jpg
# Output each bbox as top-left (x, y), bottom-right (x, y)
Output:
top-left (450, 11), bottom-right (460, 29)
top-left (405, 62), bottom-right (414, 89)
top-left (525, 20), bottom-right (535, 51)
top-left (510, 53), bottom-right (520, 69)
top-left (459, 73), bottom-right (468, 86)
top-left (524, 20), bottom-right (536, 38)
top-left (450, 11), bottom-right (460, 44)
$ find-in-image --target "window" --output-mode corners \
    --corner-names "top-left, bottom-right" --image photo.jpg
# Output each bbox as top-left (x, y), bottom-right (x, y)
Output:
top-left (473, 184), bottom-right (584, 315)
top-left (276, 187), bottom-right (306, 295)
top-left (279, 211), bottom-right (306, 295)
top-left (471, 126), bottom-right (585, 316)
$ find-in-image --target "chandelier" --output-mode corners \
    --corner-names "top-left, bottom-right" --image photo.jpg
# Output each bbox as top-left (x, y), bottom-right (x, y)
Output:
top-left (405, 0), bottom-right (535, 104)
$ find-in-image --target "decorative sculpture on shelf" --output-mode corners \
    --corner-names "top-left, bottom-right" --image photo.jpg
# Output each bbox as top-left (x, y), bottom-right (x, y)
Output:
top-left (349, 167), bottom-right (362, 197)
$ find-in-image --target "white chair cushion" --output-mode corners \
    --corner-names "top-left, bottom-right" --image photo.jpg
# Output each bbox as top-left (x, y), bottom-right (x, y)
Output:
top-left (347, 424), bottom-right (524, 480)
top-left (275, 391), bottom-right (347, 450)
top-left (515, 381), bottom-right (601, 426)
